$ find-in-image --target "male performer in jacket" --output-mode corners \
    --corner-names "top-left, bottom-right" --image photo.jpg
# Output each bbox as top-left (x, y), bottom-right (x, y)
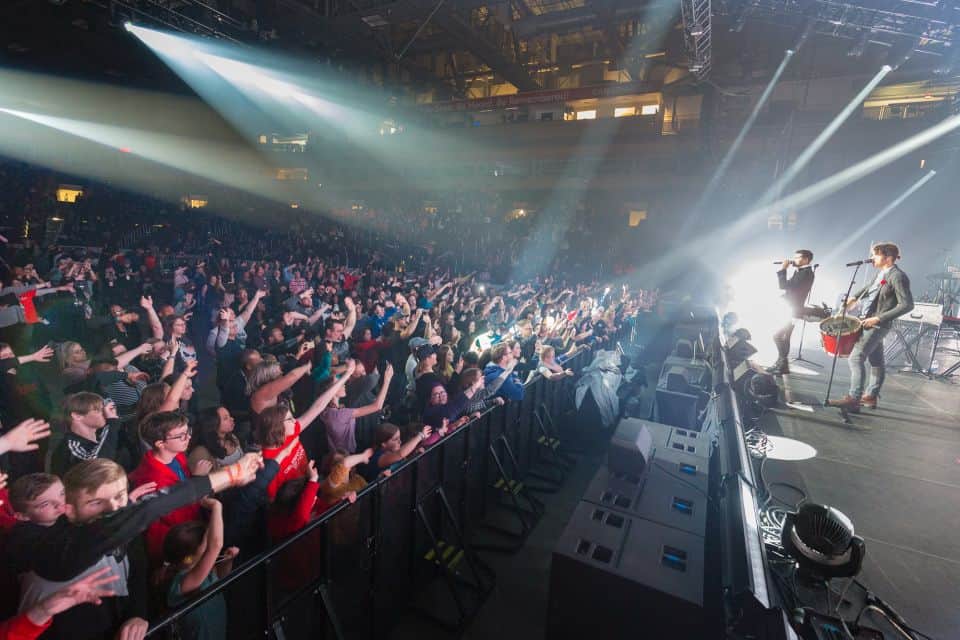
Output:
top-left (769, 249), bottom-right (815, 375)
top-left (828, 242), bottom-right (913, 412)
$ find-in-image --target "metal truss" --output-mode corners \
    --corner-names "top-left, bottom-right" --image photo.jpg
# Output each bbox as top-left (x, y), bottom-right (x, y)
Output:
top-left (682, 0), bottom-right (713, 79)
top-left (724, 0), bottom-right (960, 57)
top-left (108, 0), bottom-right (250, 43)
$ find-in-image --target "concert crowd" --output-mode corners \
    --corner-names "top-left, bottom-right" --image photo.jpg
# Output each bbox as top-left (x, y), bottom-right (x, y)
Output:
top-left (0, 165), bottom-right (654, 640)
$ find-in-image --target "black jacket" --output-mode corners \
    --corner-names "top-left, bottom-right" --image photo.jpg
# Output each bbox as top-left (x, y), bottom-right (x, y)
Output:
top-left (48, 418), bottom-right (138, 476)
top-left (5, 476), bottom-right (213, 640)
top-left (778, 266), bottom-right (815, 316)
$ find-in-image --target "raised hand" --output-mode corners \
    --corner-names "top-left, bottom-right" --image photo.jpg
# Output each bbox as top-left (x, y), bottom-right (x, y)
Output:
top-left (29, 345), bottom-right (55, 364)
top-left (235, 452), bottom-right (264, 485)
top-left (193, 459), bottom-right (214, 476)
top-left (139, 295), bottom-right (154, 310)
top-left (129, 482), bottom-right (158, 503)
top-left (102, 400), bottom-right (119, 420)
top-left (296, 341), bottom-right (313, 359)
top-left (32, 566), bottom-right (120, 622)
top-left (0, 418), bottom-right (52, 454)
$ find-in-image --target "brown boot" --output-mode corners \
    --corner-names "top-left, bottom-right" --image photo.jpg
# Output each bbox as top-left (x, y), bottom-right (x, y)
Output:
top-left (826, 395), bottom-right (861, 413)
top-left (860, 395), bottom-right (877, 409)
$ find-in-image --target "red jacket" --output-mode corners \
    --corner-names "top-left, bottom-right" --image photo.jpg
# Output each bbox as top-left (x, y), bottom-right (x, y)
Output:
top-left (0, 614), bottom-right (50, 640)
top-left (128, 451), bottom-right (202, 561)
top-left (267, 480), bottom-right (325, 541)
top-left (261, 422), bottom-right (309, 501)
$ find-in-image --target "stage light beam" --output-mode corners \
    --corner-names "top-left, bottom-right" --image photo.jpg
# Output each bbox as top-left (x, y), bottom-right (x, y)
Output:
top-left (754, 64), bottom-right (893, 208)
top-left (823, 170), bottom-right (936, 265)
top-left (684, 48), bottom-right (795, 235)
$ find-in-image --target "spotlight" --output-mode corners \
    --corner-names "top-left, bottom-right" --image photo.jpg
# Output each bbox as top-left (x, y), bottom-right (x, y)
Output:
top-left (886, 38), bottom-right (918, 70)
top-left (124, 21), bottom-right (133, 32)
top-left (781, 503), bottom-right (865, 582)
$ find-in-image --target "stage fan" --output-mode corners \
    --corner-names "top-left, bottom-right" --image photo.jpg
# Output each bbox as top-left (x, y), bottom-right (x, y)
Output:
top-left (782, 503), bottom-right (865, 581)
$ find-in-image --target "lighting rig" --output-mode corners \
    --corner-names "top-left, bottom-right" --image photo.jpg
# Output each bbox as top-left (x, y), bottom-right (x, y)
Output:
top-left (108, 0), bottom-right (250, 43)
top-left (720, 0), bottom-right (960, 73)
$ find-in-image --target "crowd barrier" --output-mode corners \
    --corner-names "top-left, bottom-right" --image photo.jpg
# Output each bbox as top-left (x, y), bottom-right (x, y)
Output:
top-left (146, 346), bottom-right (596, 639)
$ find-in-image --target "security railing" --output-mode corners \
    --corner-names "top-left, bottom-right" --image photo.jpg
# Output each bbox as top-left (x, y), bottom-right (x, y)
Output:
top-left (146, 346), bottom-right (596, 639)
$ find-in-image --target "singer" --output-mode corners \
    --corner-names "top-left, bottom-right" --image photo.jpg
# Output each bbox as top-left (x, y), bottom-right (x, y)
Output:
top-left (768, 249), bottom-right (815, 375)
top-left (827, 242), bottom-right (914, 412)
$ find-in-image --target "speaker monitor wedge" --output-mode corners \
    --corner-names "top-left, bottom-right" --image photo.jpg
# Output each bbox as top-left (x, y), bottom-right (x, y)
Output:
top-left (548, 501), bottom-right (706, 639)
top-left (583, 464), bottom-right (707, 538)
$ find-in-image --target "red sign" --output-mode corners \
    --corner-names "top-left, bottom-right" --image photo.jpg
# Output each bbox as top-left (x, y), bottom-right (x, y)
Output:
top-left (423, 82), bottom-right (653, 113)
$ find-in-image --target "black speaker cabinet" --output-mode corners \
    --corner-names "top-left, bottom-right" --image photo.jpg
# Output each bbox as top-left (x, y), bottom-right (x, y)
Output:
top-left (583, 465), bottom-right (707, 537)
top-left (547, 501), bottom-right (706, 639)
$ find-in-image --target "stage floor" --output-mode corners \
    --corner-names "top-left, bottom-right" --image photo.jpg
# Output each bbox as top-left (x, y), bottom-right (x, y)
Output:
top-left (762, 350), bottom-right (960, 640)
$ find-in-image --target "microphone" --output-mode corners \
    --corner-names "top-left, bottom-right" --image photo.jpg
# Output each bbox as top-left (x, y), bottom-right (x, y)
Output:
top-left (845, 258), bottom-right (872, 267)
top-left (773, 261), bottom-right (794, 266)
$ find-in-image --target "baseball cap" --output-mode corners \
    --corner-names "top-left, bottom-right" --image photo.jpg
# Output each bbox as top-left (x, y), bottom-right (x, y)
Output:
top-left (409, 337), bottom-right (430, 350)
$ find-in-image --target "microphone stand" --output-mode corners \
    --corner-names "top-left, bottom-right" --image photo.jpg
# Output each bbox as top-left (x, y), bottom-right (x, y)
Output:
top-left (792, 264), bottom-right (822, 368)
top-left (824, 262), bottom-right (863, 417)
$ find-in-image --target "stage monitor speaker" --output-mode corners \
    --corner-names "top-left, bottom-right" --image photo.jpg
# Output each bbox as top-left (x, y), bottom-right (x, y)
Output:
top-left (547, 501), bottom-right (706, 639)
top-left (583, 465), bottom-right (706, 537)
top-left (608, 419), bottom-right (653, 477)
top-left (655, 388), bottom-right (700, 430)
top-left (666, 427), bottom-right (711, 459)
top-left (659, 359), bottom-right (712, 391)
top-left (653, 444), bottom-right (709, 494)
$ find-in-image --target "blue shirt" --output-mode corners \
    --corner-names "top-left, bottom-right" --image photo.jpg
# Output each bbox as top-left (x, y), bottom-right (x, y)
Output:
top-left (166, 457), bottom-right (187, 481)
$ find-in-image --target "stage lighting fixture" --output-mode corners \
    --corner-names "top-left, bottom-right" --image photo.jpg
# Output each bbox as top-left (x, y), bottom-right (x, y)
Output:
top-left (124, 21), bottom-right (133, 32)
top-left (886, 38), bottom-right (918, 70)
top-left (781, 503), bottom-right (865, 582)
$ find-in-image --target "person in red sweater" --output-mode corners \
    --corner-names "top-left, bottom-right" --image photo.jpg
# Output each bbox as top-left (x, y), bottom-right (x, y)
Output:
top-left (267, 460), bottom-right (325, 542)
top-left (128, 412), bottom-right (202, 560)
top-left (256, 361), bottom-right (354, 501)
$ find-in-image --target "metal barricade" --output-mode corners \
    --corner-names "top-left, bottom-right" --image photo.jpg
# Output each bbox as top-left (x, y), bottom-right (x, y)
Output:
top-left (146, 348), bottom-right (594, 639)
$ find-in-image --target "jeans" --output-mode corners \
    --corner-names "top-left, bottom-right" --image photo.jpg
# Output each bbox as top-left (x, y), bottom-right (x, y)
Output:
top-left (848, 325), bottom-right (889, 398)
